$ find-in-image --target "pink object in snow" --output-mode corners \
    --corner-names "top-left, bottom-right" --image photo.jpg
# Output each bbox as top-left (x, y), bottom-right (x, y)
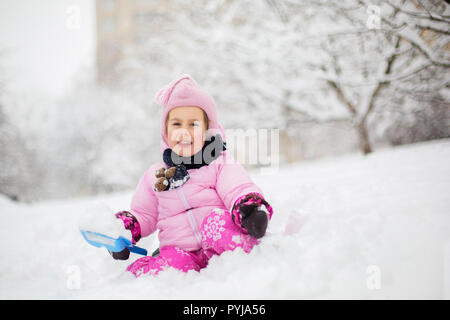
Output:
top-left (127, 209), bottom-right (259, 277)
top-left (122, 75), bottom-right (273, 276)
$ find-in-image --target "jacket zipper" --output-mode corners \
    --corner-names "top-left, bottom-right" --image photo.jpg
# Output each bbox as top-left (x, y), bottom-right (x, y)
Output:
top-left (177, 186), bottom-right (202, 245)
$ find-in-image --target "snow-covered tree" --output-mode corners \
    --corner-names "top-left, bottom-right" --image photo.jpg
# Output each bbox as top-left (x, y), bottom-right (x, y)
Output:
top-left (4, 0), bottom-right (448, 201)
top-left (103, 0), bottom-right (450, 160)
top-left (40, 70), bottom-right (162, 198)
top-left (291, 0), bottom-right (450, 153)
top-left (0, 80), bottom-right (36, 201)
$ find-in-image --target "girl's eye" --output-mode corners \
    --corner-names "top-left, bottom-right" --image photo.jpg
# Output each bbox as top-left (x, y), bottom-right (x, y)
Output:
top-left (172, 123), bottom-right (180, 126)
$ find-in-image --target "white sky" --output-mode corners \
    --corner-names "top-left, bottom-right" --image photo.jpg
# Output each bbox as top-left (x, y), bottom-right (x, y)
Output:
top-left (0, 0), bottom-right (96, 98)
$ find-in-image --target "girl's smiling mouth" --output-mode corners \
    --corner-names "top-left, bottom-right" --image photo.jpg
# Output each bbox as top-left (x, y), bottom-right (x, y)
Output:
top-left (177, 141), bottom-right (192, 146)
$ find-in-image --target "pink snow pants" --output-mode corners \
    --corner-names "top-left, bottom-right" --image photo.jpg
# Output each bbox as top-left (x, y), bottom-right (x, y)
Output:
top-left (126, 208), bottom-right (259, 277)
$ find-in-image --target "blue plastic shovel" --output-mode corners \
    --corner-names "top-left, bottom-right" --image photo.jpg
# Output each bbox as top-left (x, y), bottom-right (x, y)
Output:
top-left (80, 229), bottom-right (147, 256)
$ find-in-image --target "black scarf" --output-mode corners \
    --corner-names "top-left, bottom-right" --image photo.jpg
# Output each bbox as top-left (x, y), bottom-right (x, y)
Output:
top-left (161, 134), bottom-right (226, 190)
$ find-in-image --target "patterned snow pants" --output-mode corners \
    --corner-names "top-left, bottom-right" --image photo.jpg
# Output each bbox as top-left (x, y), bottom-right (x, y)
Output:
top-left (126, 208), bottom-right (259, 277)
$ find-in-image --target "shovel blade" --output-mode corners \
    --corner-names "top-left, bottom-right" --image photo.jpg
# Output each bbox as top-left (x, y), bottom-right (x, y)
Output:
top-left (80, 230), bottom-right (126, 252)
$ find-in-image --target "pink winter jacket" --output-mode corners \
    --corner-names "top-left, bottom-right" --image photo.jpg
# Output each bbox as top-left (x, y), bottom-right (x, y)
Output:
top-left (129, 150), bottom-right (264, 252)
top-left (126, 75), bottom-right (268, 252)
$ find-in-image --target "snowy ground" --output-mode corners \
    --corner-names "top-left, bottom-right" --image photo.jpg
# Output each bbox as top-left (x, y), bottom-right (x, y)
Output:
top-left (1, 139), bottom-right (449, 299)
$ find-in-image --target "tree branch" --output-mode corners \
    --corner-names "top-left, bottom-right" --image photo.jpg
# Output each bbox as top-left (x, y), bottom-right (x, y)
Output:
top-left (415, 23), bottom-right (450, 36)
top-left (362, 35), bottom-right (401, 122)
top-left (397, 29), bottom-right (450, 67)
top-left (384, 0), bottom-right (450, 23)
top-left (326, 80), bottom-right (358, 116)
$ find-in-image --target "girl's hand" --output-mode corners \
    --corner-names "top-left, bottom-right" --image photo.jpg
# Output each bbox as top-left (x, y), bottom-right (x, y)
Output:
top-left (231, 193), bottom-right (273, 238)
top-left (108, 211), bottom-right (141, 261)
top-left (109, 248), bottom-right (130, 260)
top-left (114, 211), bottom-right (141, 244)
top-left (240, 205), bottom-right (269, 239)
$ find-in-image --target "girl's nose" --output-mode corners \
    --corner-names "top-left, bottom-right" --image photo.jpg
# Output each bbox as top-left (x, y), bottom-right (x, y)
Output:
top-left (174, 129), bottom-right (191, 141)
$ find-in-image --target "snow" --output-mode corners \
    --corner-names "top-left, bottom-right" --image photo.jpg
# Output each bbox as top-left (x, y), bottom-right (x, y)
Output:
top-left (77, 202), bottom-right (132, 241)
top-left (1, 139), bottom-right (449, 299)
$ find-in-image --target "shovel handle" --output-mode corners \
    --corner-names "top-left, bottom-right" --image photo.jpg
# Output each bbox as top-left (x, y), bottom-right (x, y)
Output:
top-left (127, 245), bottom-right (148, 256)
top-left (118, 236), bottom-right (147, 256)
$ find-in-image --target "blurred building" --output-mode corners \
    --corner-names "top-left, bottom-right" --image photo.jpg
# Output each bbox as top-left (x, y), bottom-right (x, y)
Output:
top-left (96, 0), bottom-right (449, 84)
top-left (95, 0), bottom-right (448, 161)
top-left (96, 0), bottom-right (178, 84)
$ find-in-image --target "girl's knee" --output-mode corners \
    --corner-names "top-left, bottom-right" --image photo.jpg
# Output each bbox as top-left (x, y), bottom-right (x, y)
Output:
top-left (127, 246), bottom-right (203, 277)
top-left (126, 255), bottom-right (168, 277)
top-left (200, 208), bottom-right (259, 255)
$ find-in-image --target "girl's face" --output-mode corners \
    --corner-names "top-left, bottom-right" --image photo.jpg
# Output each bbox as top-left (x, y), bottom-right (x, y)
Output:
top-left (166, 106), bottom-right (207, 157)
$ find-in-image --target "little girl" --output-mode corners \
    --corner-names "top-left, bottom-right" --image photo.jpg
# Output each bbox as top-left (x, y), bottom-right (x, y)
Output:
top-left (111, 75), bottom-right (273, 277)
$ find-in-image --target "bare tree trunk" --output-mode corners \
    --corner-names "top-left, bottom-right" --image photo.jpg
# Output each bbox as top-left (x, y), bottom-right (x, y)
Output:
top-left (357, 120), bottom-right (372, 154)
top-left (327, 80), bottom-right (374, 154)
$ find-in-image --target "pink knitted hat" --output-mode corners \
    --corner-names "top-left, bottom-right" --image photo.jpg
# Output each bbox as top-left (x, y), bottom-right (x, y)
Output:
top-left (154, 75), bottom-right (226, 153)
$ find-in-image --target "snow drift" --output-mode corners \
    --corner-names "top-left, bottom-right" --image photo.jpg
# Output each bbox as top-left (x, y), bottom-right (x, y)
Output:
top-left (0, 139), bottom-right (449, 299)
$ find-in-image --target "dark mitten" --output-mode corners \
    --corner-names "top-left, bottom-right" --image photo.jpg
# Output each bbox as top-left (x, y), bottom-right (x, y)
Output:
top-left (231, 192), bottom-right (273, 239)
top-left (240, 207), bottom-right (269, 239)
top-left (109, 248), bottom-right (130, 260)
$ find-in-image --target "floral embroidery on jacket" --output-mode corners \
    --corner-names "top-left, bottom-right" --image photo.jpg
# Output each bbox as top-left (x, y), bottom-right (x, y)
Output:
top-left (202, 214), bottom-right (226, 242)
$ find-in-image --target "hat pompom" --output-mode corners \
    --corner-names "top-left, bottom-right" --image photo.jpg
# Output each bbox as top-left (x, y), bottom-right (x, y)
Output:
top-left (154, 84), bottom-right (171, 106)
top-left (154, 75), bottom-right (194, 107)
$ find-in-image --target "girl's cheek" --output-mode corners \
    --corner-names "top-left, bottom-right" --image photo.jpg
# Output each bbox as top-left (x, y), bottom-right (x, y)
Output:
top-left (167, 128), bottom-right (174, 146)
top-left (193, 127), bottom-right (206, 143)
top-left (193, 130), bottom-right (206, 152)
top-left (193, 127), bottom-right (203, 140)
top-left (167, 128), bottom-right (180, 149)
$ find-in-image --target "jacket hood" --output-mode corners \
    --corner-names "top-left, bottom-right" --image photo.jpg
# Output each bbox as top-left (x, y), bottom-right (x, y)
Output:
top-left (154, 75), bottom-right (226, 154)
